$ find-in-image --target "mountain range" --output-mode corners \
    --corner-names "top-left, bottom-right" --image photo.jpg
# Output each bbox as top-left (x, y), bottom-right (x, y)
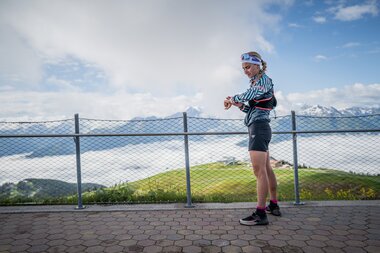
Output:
top-left (0, 178), bottom-right (104, 201)
top-left (298, 105), bottom-right (380, 117)
top-left (0, 105), bottom-right (379, 158)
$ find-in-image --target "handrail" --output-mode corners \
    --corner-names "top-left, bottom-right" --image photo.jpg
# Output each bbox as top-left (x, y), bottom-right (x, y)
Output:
top-left (0, 128), bottom-right (379, 138)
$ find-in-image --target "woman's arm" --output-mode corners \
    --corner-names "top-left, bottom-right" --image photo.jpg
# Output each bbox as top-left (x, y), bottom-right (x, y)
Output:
top-left (232, 75), bottom-right (273, 103)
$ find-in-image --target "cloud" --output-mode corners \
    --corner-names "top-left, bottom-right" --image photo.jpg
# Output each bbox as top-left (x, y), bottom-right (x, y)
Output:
top-left (313, 16), bottom-right (327, 23)
top-left (314, 54), bottom-right (328, 61)
top-left (0, 0), bottom-right (293, 120)
top-left (342, 42), bottom-right (361, 48)
top-left (288, 23), bottom-right (303, 28)
top-left (0, 90), bottom-right (204, 121)
top-left (0, 25), bottom-right (43, 88)
top-left (2, 82), bottom-right (379, 121)
top-left (278, 83), bottom-right (380, 112)
top-left (330, 1), bottom-right (379, 21)
top-left (0, 0), bottom-right (285, 92)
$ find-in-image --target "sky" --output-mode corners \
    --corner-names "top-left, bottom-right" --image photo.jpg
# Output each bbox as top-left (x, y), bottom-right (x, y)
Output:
top-left (0, 0), bottom-right (379, 121)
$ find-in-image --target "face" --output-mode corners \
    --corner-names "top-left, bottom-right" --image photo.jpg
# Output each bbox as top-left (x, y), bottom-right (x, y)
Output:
top-left (242, 63), bottom-right (260, 79)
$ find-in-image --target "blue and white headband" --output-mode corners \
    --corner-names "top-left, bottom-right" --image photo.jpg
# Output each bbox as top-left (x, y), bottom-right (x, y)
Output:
top-left (241, 53), bottom-right (262, 66)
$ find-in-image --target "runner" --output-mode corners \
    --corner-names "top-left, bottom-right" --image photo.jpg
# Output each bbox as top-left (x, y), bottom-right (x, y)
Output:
top-left (224, 51), bottom-right (281, 226)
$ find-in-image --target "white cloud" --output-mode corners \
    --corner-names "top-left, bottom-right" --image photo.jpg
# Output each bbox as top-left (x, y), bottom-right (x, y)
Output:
top-left (331, 1), bottom-right (379, 21)
top-left (0, 90), bottom-right (204, 121)
top-left (1, 133), bottom-right (379, 186)
top-left (288, 23), bottom-right (303, 28)
top-left (313, 16), bottom-right (327, 23)
top-left (342, 42), bottom-right (360, 48)
top-left (277, 83), bottom-right (380, 113)
top-left (2, 83), bottom-right (379, 121)
top-left (0, 25), bottom-right (43, 88)
top-left (0, 0), bottom-right (293, 120)
top-left (314, 54), bottom-right (328, 61)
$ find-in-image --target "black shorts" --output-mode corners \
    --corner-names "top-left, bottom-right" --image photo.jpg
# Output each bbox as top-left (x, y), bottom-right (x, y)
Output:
top-left (248, 121), bottom-right (272, 152)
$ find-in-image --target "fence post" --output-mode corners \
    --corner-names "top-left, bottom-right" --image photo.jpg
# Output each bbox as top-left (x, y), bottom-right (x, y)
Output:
top-left (183, 112), bottom-right (194, 208)
top-left (74, 114), bottom-right (85, 209)
top-left (291, 111), bottom-right (303, 205)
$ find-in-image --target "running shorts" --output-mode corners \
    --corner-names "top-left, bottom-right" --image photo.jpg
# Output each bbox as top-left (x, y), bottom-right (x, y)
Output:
top-left (248, 120), bottom-right (272, 152)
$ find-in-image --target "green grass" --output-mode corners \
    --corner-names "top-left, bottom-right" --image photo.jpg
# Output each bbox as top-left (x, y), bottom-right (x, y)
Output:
top-left (2, 162), bottom-right (379, 205)
top-left (79, 162), bottom-right (380, 204)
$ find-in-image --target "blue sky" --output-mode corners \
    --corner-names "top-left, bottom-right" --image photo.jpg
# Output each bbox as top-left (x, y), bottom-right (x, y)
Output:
top-left (269, 0), bottom-right (380, 93)
top-left (0, 0), bottom-right (379, 121)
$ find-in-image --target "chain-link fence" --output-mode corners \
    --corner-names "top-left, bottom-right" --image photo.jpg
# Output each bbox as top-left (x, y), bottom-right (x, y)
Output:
top-left (0, 112), bottom-right (379, 206)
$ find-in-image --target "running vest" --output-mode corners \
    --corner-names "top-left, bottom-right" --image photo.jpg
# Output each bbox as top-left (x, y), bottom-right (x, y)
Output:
top-left (248, 93), bottom-right (277, 110)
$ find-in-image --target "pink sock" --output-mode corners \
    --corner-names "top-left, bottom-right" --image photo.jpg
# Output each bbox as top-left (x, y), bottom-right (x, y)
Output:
top-left (256, 206), bottom-right (266, 212)
top-left (270, 199), bottom-right (278, 204)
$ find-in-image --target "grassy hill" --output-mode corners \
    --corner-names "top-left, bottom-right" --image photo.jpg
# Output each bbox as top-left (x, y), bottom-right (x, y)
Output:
top-left (0, 179), bottom-right (105, 205)
top-left (1, 162), bottom-right (378, 205)
top-left (78, 162), bottom-right (380, 204)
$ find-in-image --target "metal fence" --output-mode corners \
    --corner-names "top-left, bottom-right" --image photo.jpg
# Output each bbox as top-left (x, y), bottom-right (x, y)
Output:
top-left (0, 112), bottom-right (379, 207)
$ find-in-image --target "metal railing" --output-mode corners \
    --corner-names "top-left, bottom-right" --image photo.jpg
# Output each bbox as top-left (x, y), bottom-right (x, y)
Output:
top-left (1, 112), bottom-right (379, 207)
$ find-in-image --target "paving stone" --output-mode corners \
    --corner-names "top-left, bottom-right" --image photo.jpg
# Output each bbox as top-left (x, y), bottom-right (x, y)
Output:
top-left (155, 239), bottom-right (174, 247)
top-left (26, 244), bottom-right (50, 253)
top-left (222, 245), bottom-right (242, 252)
top-left (306, 239), bottom-right (326, 248)
top-left (282, 245), bottom-right (303, 253)
top-left (85, 245), bottom-right (105, 253)
top-left (287, 239), bottom-right (307, 248)
top-left (242, 245), bottom-right (262, 253)
top-left (212, 239), bottom-right (230, 247)
top-left (1, 203), bottom-right (379, 253)
top-left (183, 245), bottom-right (203, 253)
top-left (137, 239), bottom-right (155, 247)
top-left (175, 239), bottom-right (193, 247)
top-left (162, 245), bottom-right (183, 252)
top-left (143, 245), bottom-right (163, 253)
top-left (365, 246), bottom-right (380, 253)
top-left (47, 245), bottom-right (68, 253)
top-left (322, 246), bottom-right (345, 253)
top-left (231, 239), bottom-right (249, 247)
top-left (342, 246), bottom-right (367, 253)
top-left (267, 239), bottom-right (287, 248)
top-left (65, 245), bottom-right (86, 253)
top-left (261, 245), bottom-right (283, 253)
top-left (302, 246), bottom-right (324, 253)
top-left (9, 244), bottom-right (31, 252)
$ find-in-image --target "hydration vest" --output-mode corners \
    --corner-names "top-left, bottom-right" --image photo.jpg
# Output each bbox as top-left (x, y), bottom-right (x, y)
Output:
top-left (248, 94), bottom-right (277, 110)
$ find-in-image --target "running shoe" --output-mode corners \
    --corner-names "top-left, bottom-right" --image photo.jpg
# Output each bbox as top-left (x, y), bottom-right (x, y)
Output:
top-left (239, 211), bottom-right (268, 226)
top-left (266, 201), bottom-right (282, 216)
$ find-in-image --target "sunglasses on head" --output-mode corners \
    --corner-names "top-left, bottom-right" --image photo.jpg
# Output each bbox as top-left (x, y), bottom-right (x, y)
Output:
top-left (241, 53), bottom-right (261, 64)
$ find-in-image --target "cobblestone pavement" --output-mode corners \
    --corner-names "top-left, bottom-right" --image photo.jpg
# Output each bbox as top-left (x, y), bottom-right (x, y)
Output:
top-left (0, 203), bottom-right (379, 253)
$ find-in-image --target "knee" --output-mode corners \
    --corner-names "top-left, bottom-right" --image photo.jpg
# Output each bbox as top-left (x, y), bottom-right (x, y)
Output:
top-left (253, 165), bottom-right (266, 178)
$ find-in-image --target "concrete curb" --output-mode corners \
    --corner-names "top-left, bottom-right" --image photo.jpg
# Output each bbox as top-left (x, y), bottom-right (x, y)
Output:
top-left (1, 200), bottom-right (379, 213)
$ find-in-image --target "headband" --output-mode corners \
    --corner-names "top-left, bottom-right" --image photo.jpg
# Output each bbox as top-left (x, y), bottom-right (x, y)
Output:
top-left (241, 53), bottom-right (262, 66)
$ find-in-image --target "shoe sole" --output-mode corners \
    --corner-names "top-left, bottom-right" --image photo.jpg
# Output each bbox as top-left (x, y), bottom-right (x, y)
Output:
top-left (239, 220), bottom-right (269, 226)
top-left (266, 211), bottom-right (281, 216)
top-left (266, 208), bottom-right (282, 217)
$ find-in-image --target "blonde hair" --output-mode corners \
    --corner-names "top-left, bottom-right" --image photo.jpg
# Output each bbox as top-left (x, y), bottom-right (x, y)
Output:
top-left (246, 51), bottom-right (267, 82)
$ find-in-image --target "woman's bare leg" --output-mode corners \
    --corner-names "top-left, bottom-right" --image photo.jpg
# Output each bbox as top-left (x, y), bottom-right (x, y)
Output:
top-left (249, 150), bottom-right (269, 208)
top-left (266, 152), bottom-right (278, 201)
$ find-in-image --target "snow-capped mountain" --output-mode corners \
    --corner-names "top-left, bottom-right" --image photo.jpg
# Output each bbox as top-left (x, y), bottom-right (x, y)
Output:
top-left (1, 105), bottom-right (379, 158)
top-left (131, 106), bottom-right (204, 121)
top-left (298, 105), bottom-right (380, 117)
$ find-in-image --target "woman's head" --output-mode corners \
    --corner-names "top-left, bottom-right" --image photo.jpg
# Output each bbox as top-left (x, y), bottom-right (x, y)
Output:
top-left (241, 51), bottom-right (267, 79)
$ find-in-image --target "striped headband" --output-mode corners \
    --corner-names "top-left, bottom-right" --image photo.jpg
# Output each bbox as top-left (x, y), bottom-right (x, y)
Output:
top-left (241, 53), bottom-right (262, 66)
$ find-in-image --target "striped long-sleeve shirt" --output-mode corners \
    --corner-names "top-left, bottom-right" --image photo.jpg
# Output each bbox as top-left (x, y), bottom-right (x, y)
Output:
top-left (232, 73), bottom-right (274, 126)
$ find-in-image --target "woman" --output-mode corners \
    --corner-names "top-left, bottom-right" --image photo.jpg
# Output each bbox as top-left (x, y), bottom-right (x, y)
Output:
top-left (225, 51), bottom-right (281, 226)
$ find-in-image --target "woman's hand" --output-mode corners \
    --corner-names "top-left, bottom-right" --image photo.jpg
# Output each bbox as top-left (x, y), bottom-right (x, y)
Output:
top-left (224, 96), bottom-right (243, 110)
top-left (224, 98), bottom-right (232, 110)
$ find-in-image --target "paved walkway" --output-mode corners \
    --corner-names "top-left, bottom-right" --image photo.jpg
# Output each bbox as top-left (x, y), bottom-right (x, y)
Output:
top-left (0, 201), bottom-right (379, 253)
